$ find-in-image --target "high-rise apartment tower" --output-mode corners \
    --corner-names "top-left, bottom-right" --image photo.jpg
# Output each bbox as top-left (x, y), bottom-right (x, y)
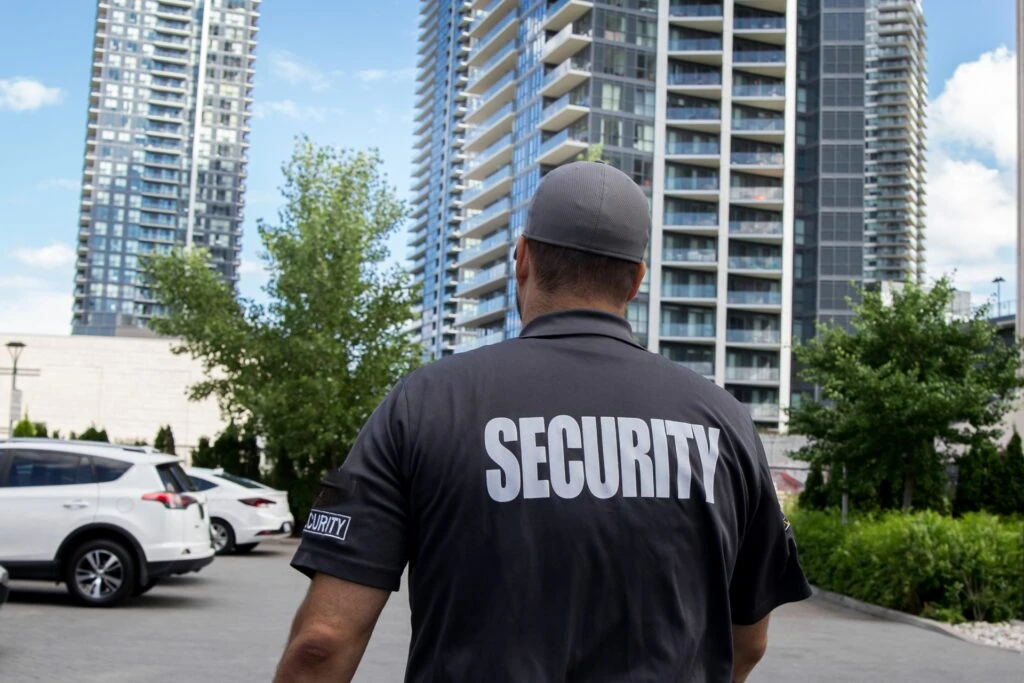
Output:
top-left (73, 0), bottom-right (259, 336)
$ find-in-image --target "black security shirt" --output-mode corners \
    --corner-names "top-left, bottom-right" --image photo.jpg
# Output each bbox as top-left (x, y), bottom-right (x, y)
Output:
top-left (292, 309), bottom-right (811, 682)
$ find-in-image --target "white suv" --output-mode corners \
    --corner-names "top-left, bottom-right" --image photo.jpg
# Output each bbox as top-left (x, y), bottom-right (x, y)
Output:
top-left (0, 439), bottom-right (215, 607)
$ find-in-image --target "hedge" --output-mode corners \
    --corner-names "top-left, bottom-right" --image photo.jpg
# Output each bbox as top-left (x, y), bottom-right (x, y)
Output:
top-left (789, 508), bottom-right (1024, 623)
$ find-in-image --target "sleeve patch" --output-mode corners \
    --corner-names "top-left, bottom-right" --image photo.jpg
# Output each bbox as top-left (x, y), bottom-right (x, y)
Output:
top-left (303, 509), bottom-right (351, 541)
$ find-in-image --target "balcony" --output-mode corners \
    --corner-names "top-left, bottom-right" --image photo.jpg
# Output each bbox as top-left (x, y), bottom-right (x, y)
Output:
top-left (462, 164), bottom-right (513, 209)
top-left (732, 83), bottom-right (785, 111)
top-left (666, 106), bottom-right (721, 132)
top-left (662, 284), bottom-right (716, 300)
top-left (734, 16), bottom-right (786, 31)
top-left (543, 0), bottom-right (593, 31)
top-left (673, 360), bottom-right (716, 377)
top-left (669, 3), bottom-right (723, 19)
top-left (665, 175), bottom-right (719, 197)
top-left (731, 151), bottom-right (783, 178)
top-left (726, 366), bottom-right (780, 383)
top-left (462, 197), bottom-right (512, 238)
top-left (465, 71), bottom-right (516, 124)
top-left (744, 403), bottom-right (781, 421)
top-left (730, 187), bottom-right (783, 208)
top-left (467, 41), bottom-right (517, 94)
top-left (453, 329), bottom-right (506, 354)
top-left (455, 262), bottom-right (509, 298)
top-left (729, 220), bottom-right (783, 239)
top-left (540, 54), bottom-right (591, 97)
top-left (465, 132), bottom-right (513, 180)
top-left (542, 22), bottom-right (592, 64)
top-left (537, 127), bottom-right (589, 165)
top-left (456, 229), bottom-right (512, 269)
top-left (668, 38), bottom-right (724, 65)
top-left (464, 101), bottom-right (514, 152)
top-left (469, 0), bottom-right (517, 38)
top-left (728, 255), bottom-right (782, 271)
top-left (727, 290), bottom-right (781, 306)
top-left (467, 11), bottom-right (519, 68)
top-left (666, 141), bottom-right (720, 160)
top-left (666, 71), bottom-right (722, 96)
top-left (454, 296), bottom-right (508, 327)
top-left (539, 92), bottom-right (589, 131)
top-left (726, 329), bottom-right (781, 345)
top-left (664, 212), bottom-right (719, 230)
top-left (662, 247), bottom-right (717, 263)
top-left (660, 322), bottom-right (716, 340)
top-left (733, 49), bottom-right (786, 77)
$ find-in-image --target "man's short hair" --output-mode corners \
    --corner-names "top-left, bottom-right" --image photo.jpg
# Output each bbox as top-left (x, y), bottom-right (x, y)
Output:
top-left (527, 238), bottom-right (641, 304)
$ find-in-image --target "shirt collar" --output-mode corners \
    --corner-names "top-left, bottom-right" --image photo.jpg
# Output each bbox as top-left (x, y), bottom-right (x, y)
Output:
top-left (518, 309), bottom-right (644, 349)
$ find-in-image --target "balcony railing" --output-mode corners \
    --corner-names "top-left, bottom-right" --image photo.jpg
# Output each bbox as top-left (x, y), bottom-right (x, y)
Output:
top-left (662, 284), bottom-right (716, 298)
top-left (661, 322), bottom-right (716, 338)
top-left (731, 187), bottom-right (783, 202)
top-left (462, 165), bottom-right (512, 204)
top-left (733, 83), bottom-right (785, 97)
top-left (467, 132), bottom-right (513, 172)
top-left (664, 212), bottom-right (718, 226)
top-left (666, 176), bottom-right (719, 191)
top-left (733, 50), bottom-right (785, 63)
top-left (663, 248), bottom-right (717, 262)
top-left (666, 141), bottom-right (720, 155)
top-left (745, 403), bottom-right (781, 420)
top-left (669, 38), bottom-right (723, 51)
top-left (734, 16), bottom-right (785, 30)
top-left (541, 91), bottom-right (588, 120)
top-left (472, 71), bottom-right (516, 110)
top-left (669, 3), bottom-right (723, 17)
top-left (543, 54), bottom-right (591, 87)
top-left (465, 102), bottom-right (514, 146)
top-left (463, 197), bottom-right (511, 233)
top-left (475, 11), bottom-right (517, 55)
top-left (461, 228), bottom-right (510, 262)
top-left (539, 126), bottom-right (589, 156)
top-left (728, 255), bottom-right (782, 270)
top-left (455, 262), bottom-right (509, 296)
top-left (456, 296), bottom-right (507, 324)
top-left (728, 290), bottom-right (782, 305)
top-left (672, 360), bottom-right (715, 376)
top-left (726, 366), bottom-right (780, 382)
top-left (667, 106), bottom-right (721, 121)
top-left (453, 329), bottom-right (505, 354)
top-left (468, 41), bottom-right (516, 89)
top-left (667, 71), bottom-right (722, 86)
top-left (731, 151), bottom-right (783, 166)
top-left (726, 329), bottom-right (781, 344)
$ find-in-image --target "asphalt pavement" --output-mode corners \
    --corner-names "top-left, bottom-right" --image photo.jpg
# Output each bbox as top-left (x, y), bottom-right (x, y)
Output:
top-left (0, 539), bottom-right (1020, 682)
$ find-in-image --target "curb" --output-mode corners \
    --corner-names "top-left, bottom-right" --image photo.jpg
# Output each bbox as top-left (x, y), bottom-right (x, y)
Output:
top-left (810, 586), bottom-right (1023, 654)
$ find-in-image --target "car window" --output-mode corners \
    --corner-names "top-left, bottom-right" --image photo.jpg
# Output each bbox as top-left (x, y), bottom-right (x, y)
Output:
top-left (216, 472), bottom-right (267, 489)
top-left (1, 450), bottom-right (94, 487)
top-left (93, 456), bottom-right (133, 483)
top-left (157, 464), bottom-right (181, 492)
top-left (189, 475), bottom-right (218, 491)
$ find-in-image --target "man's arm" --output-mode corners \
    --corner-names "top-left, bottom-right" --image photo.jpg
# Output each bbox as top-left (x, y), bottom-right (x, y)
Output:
top-left (731, 615), bottom-right (770, 683)
top-left (274, 573), bottom-right (391, 683)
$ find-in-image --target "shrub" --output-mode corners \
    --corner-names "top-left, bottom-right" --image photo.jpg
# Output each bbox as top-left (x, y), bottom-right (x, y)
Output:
top-left (154, 425), bottom-right (176, 455)
top-left (790, 508), bottom-right (1023, 623)
top-left (12, 416), bottom-right (37, 437)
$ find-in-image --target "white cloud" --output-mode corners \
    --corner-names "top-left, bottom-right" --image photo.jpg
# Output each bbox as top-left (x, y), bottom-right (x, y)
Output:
top-left (35, 177), bottom-right (79, 191)
top-left (237, 258), bottom-right (267, 276)
top-left (356, 67), bottom-right (417, 83)
top-left (0, 77), bottom-right (63, 112)
top-left (0, 277), bottom-right (72, 335)
top-left (13, 243), bottom-right (77, 270)
top-left (268, 50), bottom-right (331, 92)
top-left (252, 99), bottom-right (343, 123)
top-left (925, 47), bottom-right (1019, 306)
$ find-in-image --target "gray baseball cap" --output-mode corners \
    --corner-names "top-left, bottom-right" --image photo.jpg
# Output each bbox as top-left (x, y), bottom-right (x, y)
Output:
top-left (523, 161), bottom-right (650, 263)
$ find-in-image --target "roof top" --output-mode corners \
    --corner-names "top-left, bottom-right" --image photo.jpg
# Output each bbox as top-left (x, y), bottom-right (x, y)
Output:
top-left (0, 438), bottom-right (181, 464)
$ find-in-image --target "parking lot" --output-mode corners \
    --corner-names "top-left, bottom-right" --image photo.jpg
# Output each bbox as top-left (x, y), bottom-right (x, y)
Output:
top-left (1, 538), bottom-right (1021, 682)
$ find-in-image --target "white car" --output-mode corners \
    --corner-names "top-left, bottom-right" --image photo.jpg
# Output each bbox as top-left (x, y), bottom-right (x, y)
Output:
top-left (0, 439), bottom-right (214, 607)
top-left (186, 467), bottom-right (294, 555)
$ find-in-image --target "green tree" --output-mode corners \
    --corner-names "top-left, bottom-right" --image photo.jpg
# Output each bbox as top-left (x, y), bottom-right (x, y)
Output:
top-left (153, 425), bottom-right (177, 455)
top-left (999, 430), bottom-right (1024, 515)
top-left (78, 426), bottom-right (110, 442)
top-left (12, 416), bottom-right (36, 437)
top-left (147, 138), bottom-right (421, 523)
top-left (789, 278), bottom-right (1023, 511)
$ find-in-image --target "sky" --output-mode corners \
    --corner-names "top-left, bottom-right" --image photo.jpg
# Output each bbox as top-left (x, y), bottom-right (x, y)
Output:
top-left (0, 0), bottom-right (1019, 335)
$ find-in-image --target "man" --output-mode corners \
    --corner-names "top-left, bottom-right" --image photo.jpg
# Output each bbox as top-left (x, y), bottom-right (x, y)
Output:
top-left (275, 161), bottom-right (811, 682)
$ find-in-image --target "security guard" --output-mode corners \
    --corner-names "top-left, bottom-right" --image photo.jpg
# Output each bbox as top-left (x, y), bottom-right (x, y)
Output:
top-left (276, 162), bottom-right (811, 683)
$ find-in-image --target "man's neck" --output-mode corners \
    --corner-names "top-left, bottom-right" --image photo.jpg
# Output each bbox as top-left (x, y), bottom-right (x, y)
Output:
top-left (520, 297), bottom-right (626, 327)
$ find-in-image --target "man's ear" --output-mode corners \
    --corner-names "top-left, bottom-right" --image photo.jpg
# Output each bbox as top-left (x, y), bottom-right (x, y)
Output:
top-left (514, 235), bottom-right (529, 283)
top-left (628, 261), bottom-right (647, 302)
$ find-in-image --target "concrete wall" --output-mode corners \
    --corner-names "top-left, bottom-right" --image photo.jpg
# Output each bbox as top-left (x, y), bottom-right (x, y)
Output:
top-left (0, 333), bottom-right (227, 453)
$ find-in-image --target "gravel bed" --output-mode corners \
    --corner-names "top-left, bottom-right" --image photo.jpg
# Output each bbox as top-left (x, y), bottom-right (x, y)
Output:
top-left (951, 620), bottom-right (1024, 652)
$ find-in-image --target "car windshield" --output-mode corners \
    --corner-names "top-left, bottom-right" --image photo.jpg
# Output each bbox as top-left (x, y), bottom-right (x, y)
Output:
top-left (216, 472), bottom-right (268, 489)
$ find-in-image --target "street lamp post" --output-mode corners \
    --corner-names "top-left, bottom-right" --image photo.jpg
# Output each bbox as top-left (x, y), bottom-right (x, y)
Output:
top-left (6, 341), bottom-right (26, 437)
top-left (994, 276), bottom-right (1006, 317)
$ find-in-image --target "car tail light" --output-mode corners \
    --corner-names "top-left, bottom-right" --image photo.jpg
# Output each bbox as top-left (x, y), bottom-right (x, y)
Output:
top-left (142, 492), bottom-right (197, 510)
top-left (239, 497), bottom-right (276, 507)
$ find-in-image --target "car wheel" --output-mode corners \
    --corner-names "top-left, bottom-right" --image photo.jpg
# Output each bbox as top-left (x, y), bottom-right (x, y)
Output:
top-left (211, 518), bottom-right (236, 555)
top-left (233, 543), bottom-right (259, 554)
top-left (65, 539), bottom-right (136, 607)
top-left (132, 578), bottom-right (160, 597)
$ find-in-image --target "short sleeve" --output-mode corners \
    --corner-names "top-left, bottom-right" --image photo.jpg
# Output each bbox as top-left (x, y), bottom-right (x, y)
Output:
top-left (729, 425), bottom-right (812, 625)
top-left (290, 379), bottom-right (411, 591)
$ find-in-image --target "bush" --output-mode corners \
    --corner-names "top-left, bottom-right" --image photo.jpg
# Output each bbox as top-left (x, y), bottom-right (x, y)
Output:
top-left (790, 507), bottom-right (1024, 623)
top-left (153, 425), bottom-right (176, 455)
top-left (954, 433), bottom-right (1024, 517)
top-left (78, 426), bottom-right (110, 442)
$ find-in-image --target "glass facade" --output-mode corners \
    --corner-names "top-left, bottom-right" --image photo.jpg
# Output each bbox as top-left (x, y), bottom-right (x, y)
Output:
top-left (73, 0), bottom-right (259, 336)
